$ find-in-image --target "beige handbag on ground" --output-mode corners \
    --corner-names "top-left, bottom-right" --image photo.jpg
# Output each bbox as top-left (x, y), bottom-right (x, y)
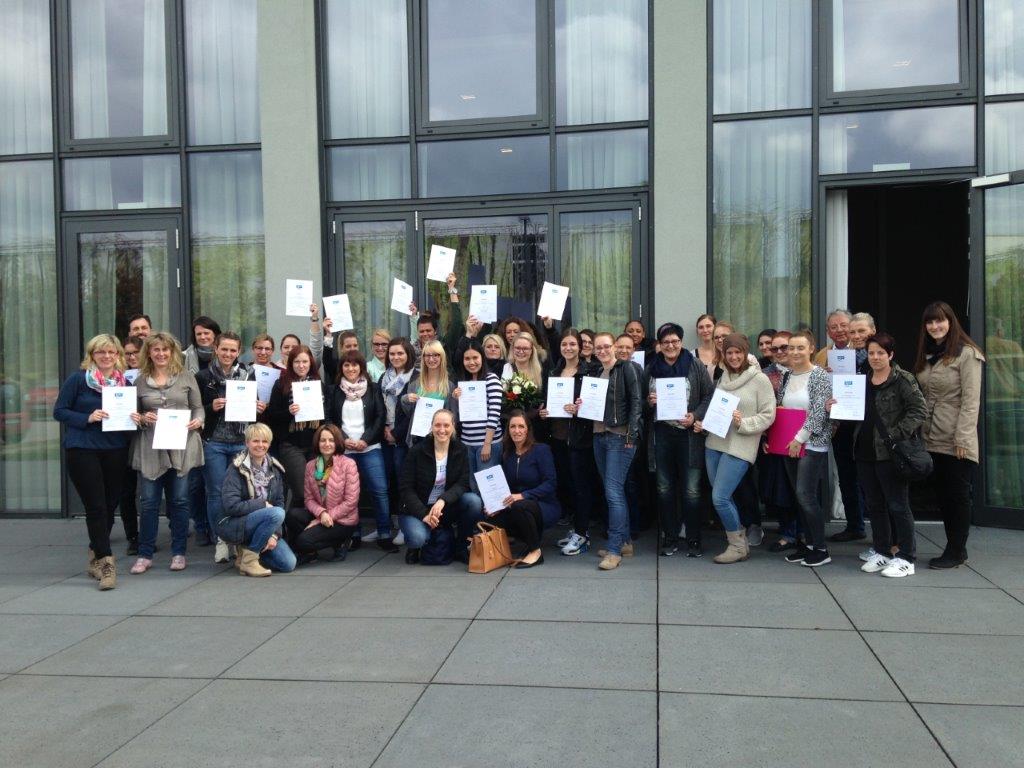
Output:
top-left (467, 521), bottom-right (515, 573)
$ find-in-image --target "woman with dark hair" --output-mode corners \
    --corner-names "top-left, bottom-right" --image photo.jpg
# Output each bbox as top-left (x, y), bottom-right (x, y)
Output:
top-left (693, 314), bottom-right (718, 380)
top-left (453, 340), bottom-right (504, 485)
top-left (381, 337), bottom-right (417, 479)
top-left (625, 320), bottom-right (656, 355)
top-left (276, 334), bottom-right (301, 371)
top-left (579, 329), bottom-right (596, 366)
top-left (756, 328), bottom-right (778, 369)
top-left (914, 302), bottom-right (985, 569)
top-left (850, 332), bottom-right (928, 578)
top-left (183, 315), bottom-right (221, 546)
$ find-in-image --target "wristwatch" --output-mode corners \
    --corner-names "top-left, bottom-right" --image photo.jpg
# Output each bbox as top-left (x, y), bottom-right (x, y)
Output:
top-left (447, 286), bottom-right (459, 296)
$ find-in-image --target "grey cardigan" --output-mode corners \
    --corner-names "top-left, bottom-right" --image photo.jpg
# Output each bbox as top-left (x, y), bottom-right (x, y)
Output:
top-left (131, 371), bottom-right (205, 480)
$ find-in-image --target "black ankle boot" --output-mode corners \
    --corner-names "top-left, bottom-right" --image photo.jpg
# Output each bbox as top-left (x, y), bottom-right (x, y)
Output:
top-left (405, 548), bottom-right (421, 565)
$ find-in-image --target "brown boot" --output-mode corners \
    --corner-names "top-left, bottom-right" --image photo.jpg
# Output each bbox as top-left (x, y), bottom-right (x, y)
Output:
top-left (238, 548), bottom-right (271, 577)
top-left (713, 530), bottom-right (750, 564)
top-left (87, 549), bottom-right (101, 580)
top-left (97, 556), bottom-right (117, 591)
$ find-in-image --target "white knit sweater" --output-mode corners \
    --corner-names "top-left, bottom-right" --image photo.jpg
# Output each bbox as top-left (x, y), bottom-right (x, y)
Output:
top-left (704, 365), bottom-right (777, 464)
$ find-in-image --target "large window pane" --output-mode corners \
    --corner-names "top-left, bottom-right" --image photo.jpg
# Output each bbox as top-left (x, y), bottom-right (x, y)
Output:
top-left (0, 160), bottom-right (60, 512)
top-left (342, 221), bottom-right (407, 353)
top-left (419, 136), bottom-right (549, 197)
top-left (328, 145), bottom-right (411, 201)
top-left (713, 0), bottom-right (811, 114)
top-left (63, 155), bottom-right (180, 211)
top-left (190, 151), bottom-right (265, 342)
top-left (985, 0), bottom-right (1024, 95)
top-left (556, 0), bottom-right (647, 125)
top-left (986, 102), bottom-right (1024, 173)
top-left (185, 0), bottom-right (259, 145)
top-left (713, 117), bottom-right (811, 336)
top-left (556, 129), bottom-right (647, 190)
top-left (325, 0), bottom-right (408, 138)
top-left (560, 210), bottom-right (632, 332)
top-left (427, 0), bottom-right (537, 121)
top-left (820, 105), bottom-right (975, 174)
top-left (1, 0), bottom-right (52, 154)
top-left (984, 185), bottom-right (1024, 509)
top-left (832, 0), bottom-right (961, 92)
top-left (69, 0), bottom-right (169, 139)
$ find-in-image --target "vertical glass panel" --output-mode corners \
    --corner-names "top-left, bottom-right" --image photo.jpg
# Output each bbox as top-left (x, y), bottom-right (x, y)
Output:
top-left (713, 0), bottom-right (811, 114)
top-left (556, 0), bottom-right (648, 125)
top-left (986, 102), bottom-right (1024, 173)
top-left (343, 221), bottom-right (407, 352)
top-left (325, 0), bottom-right (408, 138)
top-left (64, 155), bottom-right (180, 211)
top-left (832, 0), bottom-right (961, 92)
top-left (69, 0), bottom-right (169, 139)
top-left (713, 117), bottom-right (811, 335)
top-left (190, 151), bottom-right (265, 342)
top-left (328, 144), bottom-right (411, 201)
top-left (556, 129), bottom-right (647, 190)
top-left (984, 184), bottom-right (1024, 509)
top-left (0, 0), bottom-right (53, 154)
top-left (560, 210), bottom-right (632, 332)
top-left (423, 215), bottom-right (549, 333)
top-left (820, 105), bottom-right (975, 174)
top-left (427, 0), bottom-right (537, 121)
top-left (0, 160), bottom-right (60, 512)
top-left (185, 0), bottom-right (259, 145)
top-left (985, 0), bottom-right (1024, 95)
top-left (419, 136), bottom-right (549, 197)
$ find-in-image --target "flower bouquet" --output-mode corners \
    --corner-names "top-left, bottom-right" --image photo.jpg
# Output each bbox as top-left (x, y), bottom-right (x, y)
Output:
top-left (501, 372), bottom-right (543, 414)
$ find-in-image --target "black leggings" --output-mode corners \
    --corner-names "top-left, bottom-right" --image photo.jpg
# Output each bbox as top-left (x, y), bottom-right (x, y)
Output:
top-left (277, 442), bottom-right (312, 510)
top-left (490, 499), bottom-right (544, 553)
top-left (66, 447), bottom-right (128, 559)
top-left (284, 507), bottom-right (356, 554)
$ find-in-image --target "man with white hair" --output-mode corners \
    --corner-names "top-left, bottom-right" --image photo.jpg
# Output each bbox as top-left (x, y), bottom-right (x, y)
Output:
top-left (813, 309), bottom-right (852, 367)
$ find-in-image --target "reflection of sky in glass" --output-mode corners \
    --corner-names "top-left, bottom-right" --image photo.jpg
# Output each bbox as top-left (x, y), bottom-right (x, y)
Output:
top-left (419, 136), bottom-right (549, 197)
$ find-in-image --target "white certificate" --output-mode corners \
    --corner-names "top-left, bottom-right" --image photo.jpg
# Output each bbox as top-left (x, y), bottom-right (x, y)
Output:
top-left (475, 465), bottom-right (512, 516)
top-left (322, 293), bottom-right (354, 330)
top-left (123, 368), bottom-right (140, 385)
top-left (292, 381), bottom-right (324, 422)
top-left (536, 281), bottom-right (569, 320)
top-left (152, 408), bottom-right (190, 450)
top-left (701, 389), bottom-right (741, 439)
top-left (458, 380), bottom-right (488, 422)
top-left (426, 244), bottom-right (457, 282)
top-left (631, 350), bottom-right (645, 368)
top-left (285, 279), bottom-right (314, 317)
top-left (831, 374), bottom-right (866, 421)
top-left (390, 278), bottom-right (415, 315)
top-left (828, 349), bottom-right (857, 374)
top-left (410, 397), bottom-right (442, 437)
top-left (101, 386), bottom-right (137, 432)
top-left (224, 381), bottom-right (257, 423)
top-left (468, 284), bottom-right (498, 323)
top-left (252, 364), bottom-right (280, 402)
top-left (577, 376), bottom-right (609, 422)
top-left (655, 377), bottom-right (690, 422)
top-left (545, 377), bottom-right (574, 418)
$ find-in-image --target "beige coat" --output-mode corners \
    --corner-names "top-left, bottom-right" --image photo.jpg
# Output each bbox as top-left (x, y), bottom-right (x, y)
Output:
top-left (915, 345), bottom-right (985, 463)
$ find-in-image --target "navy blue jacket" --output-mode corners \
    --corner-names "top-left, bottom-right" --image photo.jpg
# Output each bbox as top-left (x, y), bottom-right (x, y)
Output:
top-left (53, 371), bottom-right (131, 451)
top-left (501, 442), bottom-right (561, 528)
top-left (218, 452), bottom-right (287, 544)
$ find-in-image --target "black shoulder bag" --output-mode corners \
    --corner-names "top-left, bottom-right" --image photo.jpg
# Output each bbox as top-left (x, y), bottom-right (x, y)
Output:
top-left (875, 418), bottom-right (933, 481)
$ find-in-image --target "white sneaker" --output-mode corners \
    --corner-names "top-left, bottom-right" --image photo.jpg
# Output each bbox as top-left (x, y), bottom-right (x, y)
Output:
top-left (747, 524), bottom-right (764, 547)
top-left (393, 530), bottom-right (405, 546)
top-left (556, 531), bottom-right (576, 548)
top-left (362, 530), bottom-right (379, 542)
top-left (861, 553), bottom-right (892, 573)
top-left (560, 532), bottom-right (590, 556)
top-left (880, 557), bottom-right (915, 578)
top-left (859, 547), bottom-right (877, 562)
top-left (214, 539), bottom-right (230, 564)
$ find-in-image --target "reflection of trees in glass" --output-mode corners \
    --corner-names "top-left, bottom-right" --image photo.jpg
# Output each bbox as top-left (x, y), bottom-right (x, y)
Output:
top-left (192, 236), bottom-right (266, 344)
top-left (561, 210), bottom-right (632, 333)
top-left (344, 221), bottom-right (405, 352)
top-left (79, 232), bottom-right (166, 342)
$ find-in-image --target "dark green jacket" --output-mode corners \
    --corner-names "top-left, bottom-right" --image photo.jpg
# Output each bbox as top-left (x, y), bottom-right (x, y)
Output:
top-left (853, 365), bottom-right (927, 461)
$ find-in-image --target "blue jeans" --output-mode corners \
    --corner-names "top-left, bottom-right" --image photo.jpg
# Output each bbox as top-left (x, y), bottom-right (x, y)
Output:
top-left (465, 443), bottom-right (501, 492)
top-left (350, 450), bottom-right (391, 537)
top-left (202, 441), bottom-right (245, 537)
top-left (400, 493), bottom-right (483, 552)
top-left (139, 469), bottom-right (190, 558)
top-left (704, 448), bottom-right (750, 533)
top-left (243, 506), bottom-right (296, 572)
top-left (593, 432), bottom-right (636, 556)
top-left (187, 467), bottom-right (208, 534)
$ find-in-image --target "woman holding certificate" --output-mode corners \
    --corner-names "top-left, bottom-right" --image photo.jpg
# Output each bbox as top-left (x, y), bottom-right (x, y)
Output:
top-left (398, 340), bottom-right (457, 448)
top-left (267, 345), bottom-right (324, 513)
top-left (53, 334), bottom-right (131, 590)
top-left (129, 332), bottom-right (205, 574)
top-left (453, 341), bottom-right (504, 484)
top-left (380, 337), bottom-right (417, 478)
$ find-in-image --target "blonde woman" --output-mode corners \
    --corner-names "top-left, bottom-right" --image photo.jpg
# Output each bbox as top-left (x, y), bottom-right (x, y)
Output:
top-left (398, 339), bottom-right (456, 447)
top-left (481, 333), bottom-right (507, 376)
top-left (53, 334), bottom-right (130, 590)
top-left (367, 328), bottom-right (391, 383)
top-left (128, 332), bottom-right (205, 574)
top-left (505, 332), bottom-right (548, 387)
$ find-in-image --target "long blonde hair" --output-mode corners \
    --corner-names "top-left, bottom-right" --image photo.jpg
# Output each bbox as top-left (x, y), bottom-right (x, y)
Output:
top-left (80, 334), bottom-right (125, 371)
top-left (507, 332), bottom-right (543, 388)
top-left (418, 340), bottom-right (450, 396)
top-left (140, 332), bottom-right (186, 378)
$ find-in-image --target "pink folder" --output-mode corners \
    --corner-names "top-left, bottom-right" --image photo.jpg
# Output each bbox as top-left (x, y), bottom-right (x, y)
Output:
top-left (766, 407), bottom-right (807, 457)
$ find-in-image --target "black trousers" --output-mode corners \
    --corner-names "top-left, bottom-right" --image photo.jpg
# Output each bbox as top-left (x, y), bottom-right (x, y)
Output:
top-left (277, 442), bottom-right (312, 510)
top-left (832, 422), bottom-right (865, 533)
top-left (928, 452), bottom-right (974, 558)
top-left (549, 437), bottom-right (574, 518)
top-left (118, 466), bottom-right (139, 540)
top-left (857, 459), bottom-right (916, 561)
top-left (491, 499), bottom-right (544, 552)
top-left (284, 507), bottom-right (356, 554)
top-left (66, 447), bottom-right (128, 559)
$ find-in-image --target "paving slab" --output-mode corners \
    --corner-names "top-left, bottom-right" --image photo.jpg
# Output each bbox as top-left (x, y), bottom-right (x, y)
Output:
top-left (0, 519), bottom-right (91, 546)
top-left (815, 551), bottom-right (996, 588)
top-left (916, 703), bottom-right (1024, 767)
top-left (657, 553), bottom-right (820, 583)
top-left (864, 631), bottom-right (1024, 705)
top-left (436, 619), bottom-right (656, 691)
top-left (374, 684), bottom-right (657, 768)
top-left (290, 546), bottom-right (388, 576)
top-left (963, 554), bottom-right (1024, 590)
top-left (505, 547), bottom-right (659, 580)
top-left (659, 625), bottom-right (901, 701)
top-left (478, 576), bottom-right (656, 623)
top-left (0, 573), bottom-right (69, 604)
top-left (0, 613), bottom-right (124, 672)
top-left (658, 581), bottom-right (853, 630)
top-left (918, 526), bottom-right (1024, 556)
top-left (142, 573), bottom-right (351, 617)
top-left (660, 693), bottom-right (952, 767)
top-left (0, 675), bottom-right (206, 768)
top-left (224, 617), bottom-right (468, 683)
top-left (0, 545), bottom-right (91, 577)
top-left (308, 575), bottom-right (498, 619)
top-left (23, 615), bottom-right (290, 678)
top-left (97, 679), bottom-right (423, 768)
top-left (359, 554), bottom-right (505, 578)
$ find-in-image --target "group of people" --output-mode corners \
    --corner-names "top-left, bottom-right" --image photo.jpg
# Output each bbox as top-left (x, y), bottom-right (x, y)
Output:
top-left (54, 270), bottom-right (984, 590)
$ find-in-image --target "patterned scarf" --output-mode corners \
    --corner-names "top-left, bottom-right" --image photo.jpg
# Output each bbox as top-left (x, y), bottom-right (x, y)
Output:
top-left (339, 376), bottom-right (368, 401)
top-left (85, 367), bottom-right (127, 393)
top-left (314, 455), bottom-right (333, 503)
top-left (249, 455), bottom-right (273, 500)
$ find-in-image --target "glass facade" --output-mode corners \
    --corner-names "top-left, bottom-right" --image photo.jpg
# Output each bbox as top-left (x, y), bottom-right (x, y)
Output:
top-left (560, 209), bottom-right (633, 332)
top-left (341, 220), bottom-right (408, 353)
top-left (985, 102), bottom-right (1024, 173)
top-left (419, 136), bottom-right (550, 197)
top-left (0, 0), bottom-right (53, 155)
top-left (328, 145), bottom-right (411, 202)
top-left (63, 155), bottom-right (181, 211)
top-left (556, 129), bottom-right (647, 191)
top-left (985, 0), bottom-right (1024, 95)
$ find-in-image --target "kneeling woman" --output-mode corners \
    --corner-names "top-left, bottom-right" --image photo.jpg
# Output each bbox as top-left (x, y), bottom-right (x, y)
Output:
top-left (218, 423), bottom-right (297, 576)
top-left (286, 424), bottom-right (360, 564)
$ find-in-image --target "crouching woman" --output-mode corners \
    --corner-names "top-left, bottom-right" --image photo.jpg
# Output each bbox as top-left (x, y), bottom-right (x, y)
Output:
top-left (219, 423), bottom-right (297, 576)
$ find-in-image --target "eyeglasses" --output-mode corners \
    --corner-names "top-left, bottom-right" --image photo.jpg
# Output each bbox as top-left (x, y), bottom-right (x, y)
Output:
top-left (770, 345), bottom-right (789, 353)
top-left (660, 339), bottom-right (681, 346)
top-left (372, 342), bottom-right (389, 348)
top-left (423, 353), bottom-right (441, 359)
top-left (713, 334), bottom-right (729, 340)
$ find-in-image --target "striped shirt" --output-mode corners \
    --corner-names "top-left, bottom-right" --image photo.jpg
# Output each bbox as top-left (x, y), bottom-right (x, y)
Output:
top-left (459, 372), bottom-right (503, 446)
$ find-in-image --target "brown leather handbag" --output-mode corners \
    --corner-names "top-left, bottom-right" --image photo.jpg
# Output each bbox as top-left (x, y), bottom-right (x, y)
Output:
top-left (467, 521), bottom-right (515, 573)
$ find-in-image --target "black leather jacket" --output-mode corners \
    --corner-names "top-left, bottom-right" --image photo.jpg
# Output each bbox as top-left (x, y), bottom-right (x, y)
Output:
top-left (598, 359), bottom-right (643, 444)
